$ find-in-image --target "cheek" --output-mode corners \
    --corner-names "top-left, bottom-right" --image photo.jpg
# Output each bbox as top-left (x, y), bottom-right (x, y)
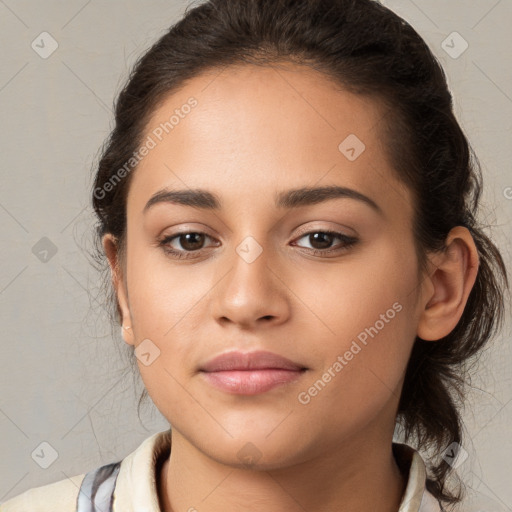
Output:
top-left (125, 244), bottom-right (216, 397)
top-left (293, 238), bottom-right (419, 407)
top-left (126, 241), bottom-right (204, 332)
top-left (293, 235), bottom-right (418, 341)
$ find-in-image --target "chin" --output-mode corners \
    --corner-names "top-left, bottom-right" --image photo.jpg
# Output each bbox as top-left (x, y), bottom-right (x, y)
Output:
top-left (200, 434), bottom-right (311, 471)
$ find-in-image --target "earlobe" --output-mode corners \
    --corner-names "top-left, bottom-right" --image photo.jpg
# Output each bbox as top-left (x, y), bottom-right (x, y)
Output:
top-left (102, 234), bottom-right (135, 346)
top-left (121, 325), bottom-right (133, 344)
top-left (416, 226), bottom-right (479, 341)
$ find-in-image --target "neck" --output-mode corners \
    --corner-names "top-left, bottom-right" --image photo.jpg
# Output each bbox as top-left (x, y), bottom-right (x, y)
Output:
top-left (159, 425), bottom-right (406, 512)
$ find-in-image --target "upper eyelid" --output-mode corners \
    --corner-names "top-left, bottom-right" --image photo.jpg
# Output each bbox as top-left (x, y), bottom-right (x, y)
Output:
top-left (161, 227), bottom-right (353, 239)
top-left (161, 220), bottom-right (356, 238)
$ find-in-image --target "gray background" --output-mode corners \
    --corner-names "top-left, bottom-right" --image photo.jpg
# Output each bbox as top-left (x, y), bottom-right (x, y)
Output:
top-left (0, 0), bottom-right (511, 508)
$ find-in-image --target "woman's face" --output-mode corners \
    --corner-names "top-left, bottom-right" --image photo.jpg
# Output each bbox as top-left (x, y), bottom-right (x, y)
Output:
top-left (107, 62), bottom-right (431, 468)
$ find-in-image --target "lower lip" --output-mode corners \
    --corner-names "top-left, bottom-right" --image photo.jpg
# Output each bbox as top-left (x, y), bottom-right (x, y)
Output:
top-left (200, 369), bottom-right (305, 395)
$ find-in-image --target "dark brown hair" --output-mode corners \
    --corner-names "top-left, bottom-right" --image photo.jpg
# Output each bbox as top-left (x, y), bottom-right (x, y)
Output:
top-left (89, 0), bottom-right (509, 507)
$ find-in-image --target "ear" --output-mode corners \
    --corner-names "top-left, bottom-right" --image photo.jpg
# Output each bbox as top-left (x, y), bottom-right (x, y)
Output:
top-left (417, 226), bottom-right (480, 341)
top-left (102, 233), bottom-right (135, 346)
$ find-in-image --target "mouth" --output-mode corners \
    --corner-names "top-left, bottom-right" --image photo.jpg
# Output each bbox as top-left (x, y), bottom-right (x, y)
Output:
top-left (199, 350), bottom-right (308, 395)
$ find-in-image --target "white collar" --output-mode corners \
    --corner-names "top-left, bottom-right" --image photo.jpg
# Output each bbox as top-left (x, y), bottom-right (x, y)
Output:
top-left (393, 442), bottom-right (442, 511)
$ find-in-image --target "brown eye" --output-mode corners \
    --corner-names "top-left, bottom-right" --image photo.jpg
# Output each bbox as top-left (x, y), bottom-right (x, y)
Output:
top-left (306, 232), bottom-right (336, 250)
top-left (158, 231), bottom-right (218, 259)
top-left (175, 232), bottom-right (206, 251)
top-left (293, 230), bottom-right (358, 256)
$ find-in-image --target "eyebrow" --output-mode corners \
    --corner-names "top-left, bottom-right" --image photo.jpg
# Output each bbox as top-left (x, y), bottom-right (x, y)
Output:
top-left (143, 185), bottom-right (383, 215)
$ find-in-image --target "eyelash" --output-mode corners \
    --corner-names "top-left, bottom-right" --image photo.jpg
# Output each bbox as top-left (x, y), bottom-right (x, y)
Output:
top-left (157, 229), bottom-right (358, 260)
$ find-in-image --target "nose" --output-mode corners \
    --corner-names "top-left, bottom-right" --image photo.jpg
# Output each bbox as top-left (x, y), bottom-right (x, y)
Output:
top-left (211, 237), bottom-right (291, 330)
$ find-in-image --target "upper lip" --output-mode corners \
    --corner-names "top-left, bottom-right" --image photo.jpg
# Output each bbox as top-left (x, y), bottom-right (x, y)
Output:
top-left (199, 350), bottom-right (306, 372)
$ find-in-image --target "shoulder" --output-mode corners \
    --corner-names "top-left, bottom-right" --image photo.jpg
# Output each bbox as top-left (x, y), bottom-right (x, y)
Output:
top-left (0, 473), bottom-right (85, 512)
top-left (0, 430), bottom-right (171, 512)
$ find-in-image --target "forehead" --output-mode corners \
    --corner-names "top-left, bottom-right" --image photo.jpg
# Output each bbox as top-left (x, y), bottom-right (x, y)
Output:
top-left (128, 62), bottom-right (413, 222)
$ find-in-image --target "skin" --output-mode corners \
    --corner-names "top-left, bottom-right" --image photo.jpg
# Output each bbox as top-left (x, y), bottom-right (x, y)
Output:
top-left (103, 62), bottom-right (479, 512)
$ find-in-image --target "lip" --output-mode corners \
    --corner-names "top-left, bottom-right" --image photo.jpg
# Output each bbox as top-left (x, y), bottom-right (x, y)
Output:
top-left (200, 350), bottom-right (306, 372)
top-left (199, 350), bottom-right (308, 395)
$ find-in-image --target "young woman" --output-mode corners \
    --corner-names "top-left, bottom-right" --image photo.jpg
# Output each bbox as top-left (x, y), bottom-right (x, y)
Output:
top-left (2, 0), bottom-right (509, 511)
